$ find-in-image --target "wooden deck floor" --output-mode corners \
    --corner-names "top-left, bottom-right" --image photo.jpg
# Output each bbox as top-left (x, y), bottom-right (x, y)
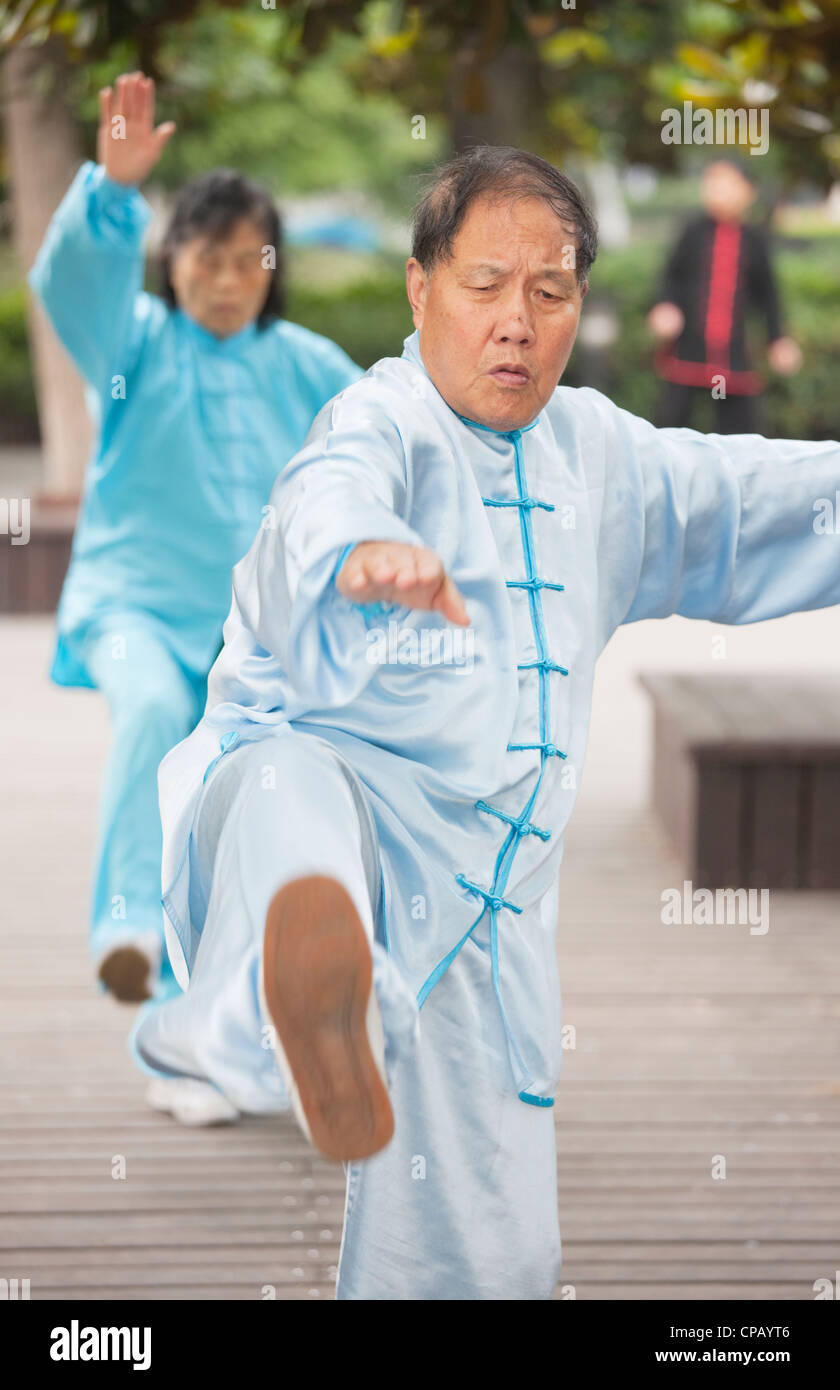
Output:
top-left (2, 614), bottom-right (839, 1300)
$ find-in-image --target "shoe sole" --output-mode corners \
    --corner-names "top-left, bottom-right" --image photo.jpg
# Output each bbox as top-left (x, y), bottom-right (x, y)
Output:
top-left (262, 875), bottom-right (394, 1162)
top-left (97, 946), bottom-right (154, 1003)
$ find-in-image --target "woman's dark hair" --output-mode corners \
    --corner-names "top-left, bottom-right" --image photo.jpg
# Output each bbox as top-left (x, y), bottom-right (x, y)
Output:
top-left (411, 145), bottom-right (598, 288)
top-left (158, 168), bottom-right (285, 326)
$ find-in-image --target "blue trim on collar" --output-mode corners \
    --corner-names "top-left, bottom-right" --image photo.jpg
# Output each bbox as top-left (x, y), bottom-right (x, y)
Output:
top-left (457, 412), bottom-right (541, 437)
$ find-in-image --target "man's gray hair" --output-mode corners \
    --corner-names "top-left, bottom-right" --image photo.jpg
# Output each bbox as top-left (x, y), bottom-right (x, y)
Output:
top-left (411, 145), bottom-right (598, 288)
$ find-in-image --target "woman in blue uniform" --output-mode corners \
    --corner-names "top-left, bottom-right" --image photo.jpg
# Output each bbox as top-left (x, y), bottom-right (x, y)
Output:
top-left (29, 71), bottom-right (362, 1015)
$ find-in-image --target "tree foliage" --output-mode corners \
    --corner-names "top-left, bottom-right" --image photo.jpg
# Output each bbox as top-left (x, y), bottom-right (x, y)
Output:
top-left (2, 0), bottom-right (838, 183)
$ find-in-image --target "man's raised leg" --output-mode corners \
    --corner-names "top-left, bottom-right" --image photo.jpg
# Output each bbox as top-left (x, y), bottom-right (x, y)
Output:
top-left (131, 725), bottom-right (418, 1125)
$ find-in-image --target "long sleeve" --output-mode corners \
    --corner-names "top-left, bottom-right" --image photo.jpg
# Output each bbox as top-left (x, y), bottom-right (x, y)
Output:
top-left (27, 160), bottom-right (152, 397)
top-left (748, 225), bottom-right (783, 344)
top-left (277, 318), bottom-right (366, 420)
top-left (306, 334), bottom-right (365, 402)
top-left (217, 381), bottom-right (429, 718)
top-left (652, 218), bottom-right (696, 310)
top-left (592, 392), bottom-right (840, 636)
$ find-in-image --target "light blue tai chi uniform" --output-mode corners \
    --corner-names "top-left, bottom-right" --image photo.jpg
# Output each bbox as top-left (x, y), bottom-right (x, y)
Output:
top-left (28, 160), bottom-right (362, 980)
top-left (132, 328), bottom-right (840, 1297)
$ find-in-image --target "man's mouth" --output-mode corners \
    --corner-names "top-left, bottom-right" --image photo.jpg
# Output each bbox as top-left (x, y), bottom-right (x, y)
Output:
top-left (488, 363), bottom-right (531, 387)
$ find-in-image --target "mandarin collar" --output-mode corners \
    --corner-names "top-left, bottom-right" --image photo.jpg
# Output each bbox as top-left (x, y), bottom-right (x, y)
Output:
top-left (176, 308), bottom-right (260, 354)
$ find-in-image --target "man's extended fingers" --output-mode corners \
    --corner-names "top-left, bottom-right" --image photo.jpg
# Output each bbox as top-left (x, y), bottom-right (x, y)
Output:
top-left (347, 552), bottom-right (387, 591)
top-left (433, 574), bottom-right (471, 627)
top-left (393, 552), bottom-right (422, 590)
top-left (372, 561), bottom-right (399, 585)
top-left (415, 551), bottom-right (441, 585)
top-left (338, 543), bottom-right (469, 624)
top-left (347, 568), bottom-right (368, 592)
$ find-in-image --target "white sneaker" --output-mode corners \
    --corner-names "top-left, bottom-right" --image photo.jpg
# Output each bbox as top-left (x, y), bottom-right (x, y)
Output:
top-left (259, 875), bottom-right (393, 1162)
top-left (145, 1076), bottom-right (240, 1126)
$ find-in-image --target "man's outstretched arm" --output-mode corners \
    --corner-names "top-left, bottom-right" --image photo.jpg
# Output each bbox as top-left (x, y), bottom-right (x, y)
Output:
top-left (223, 383), bottom-right (465, 717)
top-left (596, 399), bottom-right (840, 635)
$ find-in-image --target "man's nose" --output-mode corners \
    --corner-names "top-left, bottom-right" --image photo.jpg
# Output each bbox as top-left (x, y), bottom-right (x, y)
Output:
top-left (494, 293), bottom-right (536, 342)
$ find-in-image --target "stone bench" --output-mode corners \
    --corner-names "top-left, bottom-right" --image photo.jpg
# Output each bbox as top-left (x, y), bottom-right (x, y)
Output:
top-left (639, 671), bottom-right (840, 890)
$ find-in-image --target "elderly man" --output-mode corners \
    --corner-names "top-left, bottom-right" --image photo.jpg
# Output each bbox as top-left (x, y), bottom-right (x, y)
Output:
top-left (132, 146), bottom-right (840, 1300)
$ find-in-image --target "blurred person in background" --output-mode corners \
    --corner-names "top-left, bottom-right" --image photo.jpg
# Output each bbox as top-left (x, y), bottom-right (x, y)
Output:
top-left (648, 156), bottom-right (802, 433)
top-left (28, 72), bottom-right (362, 1119)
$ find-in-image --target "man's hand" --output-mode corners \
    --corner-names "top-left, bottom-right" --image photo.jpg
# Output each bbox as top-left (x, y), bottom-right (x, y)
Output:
top-left (336, 541), bottom-right (470, 627)
top-left (647, 301), bottom-right (685, 341)
top-left (96, 72), bottom-right (176, 187)
top-left (767, 336), bottom-right (803, 376)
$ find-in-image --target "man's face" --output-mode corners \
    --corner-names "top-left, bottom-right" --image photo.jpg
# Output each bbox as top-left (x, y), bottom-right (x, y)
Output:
top-left (169, 216), bottom-right (272, 339)
top-left (405, 194), bottom-right (587, 432)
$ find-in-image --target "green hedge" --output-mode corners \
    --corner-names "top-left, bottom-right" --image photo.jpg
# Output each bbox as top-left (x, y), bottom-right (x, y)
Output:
top-left (288, 275), bottom-right (415, 370)
top-left (562, 236), bottom-right (840, 441)
top-left (4, 235), bottom-right (839, 441)
top-left (0, 284), bottom-right (39, 442)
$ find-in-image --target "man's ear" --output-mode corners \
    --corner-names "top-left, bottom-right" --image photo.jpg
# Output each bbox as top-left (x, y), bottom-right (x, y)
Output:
top-left (580, 279), bottom-right (589, 301)
top-left (405, 258), bottom-right (427, 328)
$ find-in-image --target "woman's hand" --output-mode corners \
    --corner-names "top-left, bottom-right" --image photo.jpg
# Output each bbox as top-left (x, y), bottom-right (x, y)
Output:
top-left (336, 541), bottom-right (471, 627)
top-left (96, 71), bottom-right (176, 187)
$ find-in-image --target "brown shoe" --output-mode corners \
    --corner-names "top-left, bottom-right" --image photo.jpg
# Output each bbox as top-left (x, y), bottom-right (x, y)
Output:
top-left (97, 944), bottom-right (155, 1003)
top-left (260, 874), bottom-right (394, 1163)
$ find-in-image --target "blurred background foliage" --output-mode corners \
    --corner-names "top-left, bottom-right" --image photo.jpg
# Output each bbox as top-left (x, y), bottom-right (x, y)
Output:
top-left (1, 0), bottom-right (839, 443)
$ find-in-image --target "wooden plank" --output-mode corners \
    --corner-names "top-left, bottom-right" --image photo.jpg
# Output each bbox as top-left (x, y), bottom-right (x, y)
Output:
top-left (749, 764), bottom-right (803, 888)
top-left (695, 761), bottom-right (745, 885)
top-left (806, 764), bottom-right (840, 889)
top-left (649, 704), bottom-right (698, 869)
top-left (3, 620), bottom-right (840, 1301)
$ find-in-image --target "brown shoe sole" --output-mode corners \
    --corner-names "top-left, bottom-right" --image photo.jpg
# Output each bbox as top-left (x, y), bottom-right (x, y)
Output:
top-left (262, 874), bottom-right (394, 1163)
top-left (97, 946), bottom-right (154, 1003)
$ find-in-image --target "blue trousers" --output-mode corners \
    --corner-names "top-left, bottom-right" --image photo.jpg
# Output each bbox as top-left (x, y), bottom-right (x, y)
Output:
top-left (80, 612), bottom-right (208, 986)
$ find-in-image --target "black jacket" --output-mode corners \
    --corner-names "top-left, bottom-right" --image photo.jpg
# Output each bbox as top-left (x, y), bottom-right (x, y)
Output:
top-left (653, 213), bottom-right (783, 395)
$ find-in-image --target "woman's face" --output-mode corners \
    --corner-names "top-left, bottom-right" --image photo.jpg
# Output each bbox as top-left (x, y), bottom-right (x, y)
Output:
top-left (701, 163), bottom-right (757, 222)
top-left (169, 216), bottom-right (273, 339)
